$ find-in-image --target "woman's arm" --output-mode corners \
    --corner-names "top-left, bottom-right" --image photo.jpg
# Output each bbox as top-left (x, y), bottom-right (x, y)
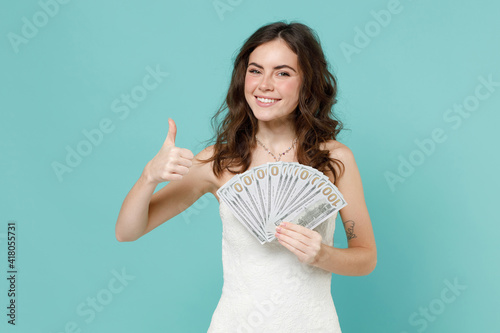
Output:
top-left (275, 141), bottom-right (377, 276)
top-left (114, 169), bottom-right (160, 242)
top-left (114, 155), bottom-right (214, 242)
top-left (312, 142), bottom-right (377, 275)
top-left (115, 119), bottom-right (215, 242)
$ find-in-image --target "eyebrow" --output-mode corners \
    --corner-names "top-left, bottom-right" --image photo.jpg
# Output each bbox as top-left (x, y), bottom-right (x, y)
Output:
top-left (248, 62), bottom-right (297, 73)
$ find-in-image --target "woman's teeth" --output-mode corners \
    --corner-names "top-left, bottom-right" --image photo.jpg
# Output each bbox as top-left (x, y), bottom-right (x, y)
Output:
top-left (256, 97), bottom-right (279, 103)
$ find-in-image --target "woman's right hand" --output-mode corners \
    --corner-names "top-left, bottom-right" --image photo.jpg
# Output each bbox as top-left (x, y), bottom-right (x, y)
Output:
top-left (143, 118), bottom-right (195, 184)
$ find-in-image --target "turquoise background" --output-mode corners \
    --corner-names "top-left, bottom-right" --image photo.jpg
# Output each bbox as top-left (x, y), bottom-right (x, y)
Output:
top-left (1, 0), bottom-right (499, 332)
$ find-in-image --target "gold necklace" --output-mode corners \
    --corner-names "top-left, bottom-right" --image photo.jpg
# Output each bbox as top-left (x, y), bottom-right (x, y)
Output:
top-left (255, 136), bottom-right (298, 162)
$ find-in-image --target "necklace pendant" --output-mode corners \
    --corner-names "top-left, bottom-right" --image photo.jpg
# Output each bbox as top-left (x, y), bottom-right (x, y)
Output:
top-left (256, 136), bottom-right (297, 163)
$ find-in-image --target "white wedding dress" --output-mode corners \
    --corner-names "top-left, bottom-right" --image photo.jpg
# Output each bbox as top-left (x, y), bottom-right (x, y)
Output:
top-left (207, 200), bottom-right (342, 333)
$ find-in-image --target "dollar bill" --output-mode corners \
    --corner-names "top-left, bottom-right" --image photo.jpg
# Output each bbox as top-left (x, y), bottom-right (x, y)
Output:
top-left (217, 162), bottom-right (348, 244)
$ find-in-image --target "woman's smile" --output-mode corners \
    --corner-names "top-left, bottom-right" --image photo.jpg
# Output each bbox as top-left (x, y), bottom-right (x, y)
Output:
top-left (255, 95), bottom-right (282, 107)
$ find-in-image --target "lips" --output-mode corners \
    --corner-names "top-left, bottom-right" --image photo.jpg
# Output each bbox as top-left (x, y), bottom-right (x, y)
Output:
top-left (255, 96), bottom-right (281, 106)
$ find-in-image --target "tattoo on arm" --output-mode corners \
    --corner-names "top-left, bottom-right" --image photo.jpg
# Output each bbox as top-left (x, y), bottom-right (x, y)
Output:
top-left (343, 220), bottom-right (357, 241)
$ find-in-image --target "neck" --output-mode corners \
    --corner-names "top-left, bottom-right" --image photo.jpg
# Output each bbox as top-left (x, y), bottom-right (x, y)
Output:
top-left (255, 119), bottom-right (296, 145)
top-left (255, 119), bottom-right (297, 155)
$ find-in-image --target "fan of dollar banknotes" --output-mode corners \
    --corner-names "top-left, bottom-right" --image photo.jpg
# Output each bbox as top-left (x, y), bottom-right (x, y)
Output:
top-left (216, 161), bottom-right (347, 244)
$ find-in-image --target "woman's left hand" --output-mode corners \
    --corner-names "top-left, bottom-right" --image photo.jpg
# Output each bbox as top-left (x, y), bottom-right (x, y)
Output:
top-left (275, 222), bottom-right (325, 266)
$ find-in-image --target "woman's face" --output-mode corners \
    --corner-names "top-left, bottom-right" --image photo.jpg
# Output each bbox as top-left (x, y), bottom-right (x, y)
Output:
top-left (244, 39), bottom-right (302, 124)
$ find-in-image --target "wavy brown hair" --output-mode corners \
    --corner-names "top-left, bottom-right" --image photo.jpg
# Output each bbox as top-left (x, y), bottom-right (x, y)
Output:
top-left (200, 21), bottom-right (345, 183)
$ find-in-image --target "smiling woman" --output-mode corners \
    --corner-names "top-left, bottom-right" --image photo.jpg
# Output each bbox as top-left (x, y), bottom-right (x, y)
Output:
top-left (115, 20), bottom-right (376, 333)
top-left (244, 39), bottom-right (302, 124)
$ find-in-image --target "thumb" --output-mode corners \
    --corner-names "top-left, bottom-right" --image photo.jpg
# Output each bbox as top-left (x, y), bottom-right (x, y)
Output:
top-left (164, 118), bottom-right (177, 146)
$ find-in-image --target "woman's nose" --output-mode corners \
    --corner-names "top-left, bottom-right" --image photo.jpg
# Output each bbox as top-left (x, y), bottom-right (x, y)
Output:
top-left (258, 74), bottom-right (274, 91)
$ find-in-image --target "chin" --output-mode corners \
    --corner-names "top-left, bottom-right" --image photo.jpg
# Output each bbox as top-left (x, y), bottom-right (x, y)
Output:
top-left (254, 114), bottom-right (289, 124)
top-left (250, 108), bottom-right (272, 118)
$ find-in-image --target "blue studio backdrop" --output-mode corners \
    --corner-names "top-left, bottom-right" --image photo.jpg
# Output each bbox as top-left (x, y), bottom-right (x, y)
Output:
top-left (1, 0), bottom-right (499, 332)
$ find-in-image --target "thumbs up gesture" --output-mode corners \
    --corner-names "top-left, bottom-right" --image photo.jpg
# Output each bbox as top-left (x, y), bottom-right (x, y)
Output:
top-left (144, 118), bottom-right (195, 184)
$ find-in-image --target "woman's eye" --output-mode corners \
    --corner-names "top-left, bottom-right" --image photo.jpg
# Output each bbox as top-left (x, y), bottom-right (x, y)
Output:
top-left (248, 69), bottom-right (289, 76)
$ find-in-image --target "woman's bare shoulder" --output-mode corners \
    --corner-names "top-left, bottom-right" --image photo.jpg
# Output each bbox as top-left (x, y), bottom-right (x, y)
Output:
top-left (192, 144), bottom-right (216, 175)
top-left (194, 144), bottom-right (216, 161)
top-left (193, 144), bottom-right (231, 195)
top-left (321, 139), bottom-right (354, 162)
top-left (319, 139), bottom-right (357, 184)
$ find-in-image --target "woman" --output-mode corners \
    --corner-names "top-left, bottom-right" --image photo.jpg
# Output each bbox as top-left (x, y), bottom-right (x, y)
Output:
top-left (115, 21), bottom-right (376, 332)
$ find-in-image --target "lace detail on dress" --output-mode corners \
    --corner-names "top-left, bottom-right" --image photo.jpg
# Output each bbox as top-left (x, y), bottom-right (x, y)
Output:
top-left (207, 201), bottom-right (342, 333)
